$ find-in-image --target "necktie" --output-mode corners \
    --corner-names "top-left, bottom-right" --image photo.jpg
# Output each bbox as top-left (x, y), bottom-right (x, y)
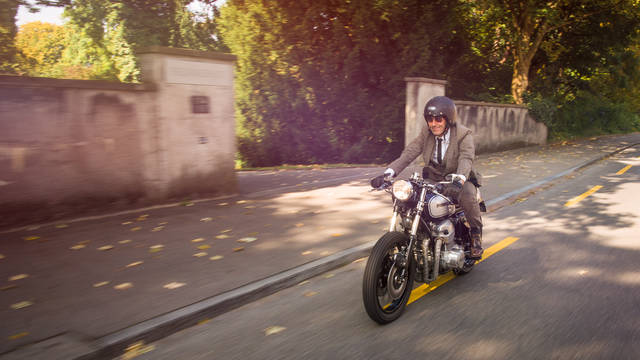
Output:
top-left (437, 137), bottom-right (443, 164)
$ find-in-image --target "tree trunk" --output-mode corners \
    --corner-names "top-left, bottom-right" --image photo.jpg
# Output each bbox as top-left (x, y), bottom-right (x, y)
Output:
top-left (511, 54), bottom-right (531, 104)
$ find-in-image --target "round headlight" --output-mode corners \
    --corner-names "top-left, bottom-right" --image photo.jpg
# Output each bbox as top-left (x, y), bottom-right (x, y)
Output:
top-left (392, 180), bottom-right (413, 201)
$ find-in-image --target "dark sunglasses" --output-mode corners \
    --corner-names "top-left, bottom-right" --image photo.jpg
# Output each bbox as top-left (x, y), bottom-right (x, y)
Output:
top-left (426, 115), bottom-right (446, 123)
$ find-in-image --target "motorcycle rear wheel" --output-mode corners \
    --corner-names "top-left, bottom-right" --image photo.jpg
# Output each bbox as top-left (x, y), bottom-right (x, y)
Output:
top-left (362, 231), bottom-right (415, 324)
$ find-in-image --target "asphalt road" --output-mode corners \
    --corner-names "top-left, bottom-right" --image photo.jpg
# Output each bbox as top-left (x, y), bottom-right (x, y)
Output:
top-left (119, 147), bottom-right (640, 359)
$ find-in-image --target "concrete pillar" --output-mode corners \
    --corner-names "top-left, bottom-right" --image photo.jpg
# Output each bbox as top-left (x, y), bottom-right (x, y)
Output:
top-left (138, 46), bottom-right (237, 198)
top-left (404, 77), bottom-right (447, 147)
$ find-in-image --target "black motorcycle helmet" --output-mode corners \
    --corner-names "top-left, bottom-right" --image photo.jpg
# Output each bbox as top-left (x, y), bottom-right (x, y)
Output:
top-left (423, 96), bottom-right (457, 126)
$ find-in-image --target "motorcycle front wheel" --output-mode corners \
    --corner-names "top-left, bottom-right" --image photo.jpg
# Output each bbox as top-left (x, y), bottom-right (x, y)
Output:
top-left (362, 231), bottom-right (415, 324)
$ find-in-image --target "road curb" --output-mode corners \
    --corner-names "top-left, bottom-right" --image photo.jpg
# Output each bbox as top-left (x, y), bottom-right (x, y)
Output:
top-left (5, 141), bottom-right (639, 360)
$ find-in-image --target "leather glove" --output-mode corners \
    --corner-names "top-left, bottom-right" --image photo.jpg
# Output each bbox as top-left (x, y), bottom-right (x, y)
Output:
top-left (441, 181), bottom-right (463, 202)
top-left (371, 168), bottom-right (395, 188)
top-left (370, 174), bottom-right (386, 188)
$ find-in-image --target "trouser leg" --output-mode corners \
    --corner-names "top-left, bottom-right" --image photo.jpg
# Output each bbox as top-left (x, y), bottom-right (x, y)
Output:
top-left (459, 181), bottom-right (482, 230)
top-left (459, 181), bottom-right (483, 259)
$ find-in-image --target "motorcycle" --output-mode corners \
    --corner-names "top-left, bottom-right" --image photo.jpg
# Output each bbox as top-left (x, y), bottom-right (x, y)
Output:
top-left (362, 171), bottom-right (486, 324)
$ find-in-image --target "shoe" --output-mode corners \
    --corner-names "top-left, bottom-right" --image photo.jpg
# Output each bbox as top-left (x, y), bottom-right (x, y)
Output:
top-left (469, 229), bottom-right (483, 260)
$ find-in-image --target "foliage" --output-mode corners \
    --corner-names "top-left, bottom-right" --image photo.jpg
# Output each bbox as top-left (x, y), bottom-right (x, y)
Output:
top-left (461, 0), bottom-right (640, 104)
top-left (220, 0), bottom-right (470, 167)
top-left (0, 0), bottom-right (21, 73)
top-left (553, 92), bottom-right (640, 139)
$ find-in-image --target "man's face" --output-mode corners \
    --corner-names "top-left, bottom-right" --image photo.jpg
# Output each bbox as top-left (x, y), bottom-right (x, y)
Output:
top-left (427, 115), bottom-right (447, 136)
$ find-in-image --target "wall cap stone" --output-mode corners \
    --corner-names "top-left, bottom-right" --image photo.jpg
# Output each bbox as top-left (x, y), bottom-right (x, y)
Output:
top-left (454, 100), bottom-right (527, 109)
top-left (0, 75), bottom-right (155, 91)
top-left (404, 77), bottom-right (448, 85)
top-left (138, 46), bottom-right (237, 62)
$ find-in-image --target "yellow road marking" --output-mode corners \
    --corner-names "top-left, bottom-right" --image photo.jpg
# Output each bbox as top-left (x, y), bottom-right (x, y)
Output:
top-left (616, 165), bottom-right (632, 175)
top-left (564, 185), bottom-right (603, 207)
top-left (407, 236), bottom-right (520, 305)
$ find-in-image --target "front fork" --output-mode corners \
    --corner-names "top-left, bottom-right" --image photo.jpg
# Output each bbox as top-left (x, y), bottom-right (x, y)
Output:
top-left (388, 186), bottom-right (430, 280)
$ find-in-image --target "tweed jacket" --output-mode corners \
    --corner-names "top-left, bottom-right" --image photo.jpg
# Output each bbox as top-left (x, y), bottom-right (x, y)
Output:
top-left (388, 124), bottom-right (483, 186)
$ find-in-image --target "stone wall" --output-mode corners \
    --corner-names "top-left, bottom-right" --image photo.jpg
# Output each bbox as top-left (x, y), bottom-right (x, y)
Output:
top-left (456, 100), bottom-right (547, 153)
top-left (0, 47), bottom-right (236, 225)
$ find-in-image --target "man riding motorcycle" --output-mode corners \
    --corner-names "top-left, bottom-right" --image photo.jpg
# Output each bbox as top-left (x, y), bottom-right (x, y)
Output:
top-left (372, 96), bottom-right (484, 259)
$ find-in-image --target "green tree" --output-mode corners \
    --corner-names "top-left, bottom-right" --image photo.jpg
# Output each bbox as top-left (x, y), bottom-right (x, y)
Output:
top-left (219, 0), bottom-right (466, 166)
top-left (64, 0), bottom-right (224, 82)
top-left (15, 20), bottom-right (119, 79)
top-left (463, 0), bottom-right (640, 104)
top-left (0, 0), bottom-right (21, 73)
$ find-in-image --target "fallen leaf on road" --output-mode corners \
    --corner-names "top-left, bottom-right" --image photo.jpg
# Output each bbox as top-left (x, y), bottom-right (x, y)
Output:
top-left (220, 229), bottom-right (232, 233)
top-left (122, 341), bottom-right (155, 360)
top-left (264, 326), bottom-right (286, 336)
top-left (200, 217), bottom-right (213, 222)
top-left (238, 237), bottom-right (257, 243)
top-left (210, 255), bottom-right (224, 260)
top-left (197, 318), bottom-right (211, 325)
top-left (247, 231), bottom-right (259, 236)
top-left (9, 274), bottom-right (28, 281)
top-left (352, 258), bottom-right (366, 263)
top-left (70, 244), bottom-right (86, 250)
top-left (304, 291), bottom-right (318, 297)
top-left (0, 254), bottom-right (4, 260)
top-left (122, 221), bottom-right (133, 225)
top-left (295, 223), bottom-right (304, 227)
top-left (8, 332), bottom-right (29, 340)
top-left (163, 282), bottom-right (185, 289)
top-left (158, 222), bottom-right (168, 225)
top-left (137, 215), bottom-right (148, 221)
top-left (218, 202), bottom-right (229, 206)
top-left (233, 247), bottom-right (245, 252)
top-left (197, 245), bottom-right (211, 250)
top-left (324, 274), bottom-right (335, 279)
top-left (114, 283), bottom-right (133, 290)
top-left (151, 226), bottom-right (164, 232)
top-left (244, 205), bottom-right (256, 209)
top-left (55, 224), bottom-right (69, 229)
top-left (93, 281), bottom-right (110, 287)
top-left (119, 240), bottom-right (132, 244)
top-left (98, 245), bottom-right (114, 251)
top-left (11, 301), bottom-right (33, 309)
top-left (301, 251), bottom-right (312, 255)
top-left (193, 252), bottom-right (208, 257)
top-left (331, 233), bottom-right (343, 237)
top-left (126, 261), bottom-right (143, 268)
top-left (24, 236), bottom-right (40, 241)
top-left (131, 227), bottom-right (142, 232)
top-left (1, 284), bottom-right (17, 291)
top-left (216, 234), bottom-right (230, 239)
top-left (236, 200), bottom-right (247, 204)
top-left (149, 245), bottom-right (164, 253)
top-left (192, 238), bottom-right (205, 243)
top-left (298, 280), bottom-right (310, 286)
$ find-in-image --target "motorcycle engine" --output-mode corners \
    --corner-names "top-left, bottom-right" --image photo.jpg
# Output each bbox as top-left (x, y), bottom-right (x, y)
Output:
top-left (431, 219), bottom-right (454, 244)
top-left (440, 244), bottom-right (465, 270)
top-left (431, 219), bottom-right (465, 271)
